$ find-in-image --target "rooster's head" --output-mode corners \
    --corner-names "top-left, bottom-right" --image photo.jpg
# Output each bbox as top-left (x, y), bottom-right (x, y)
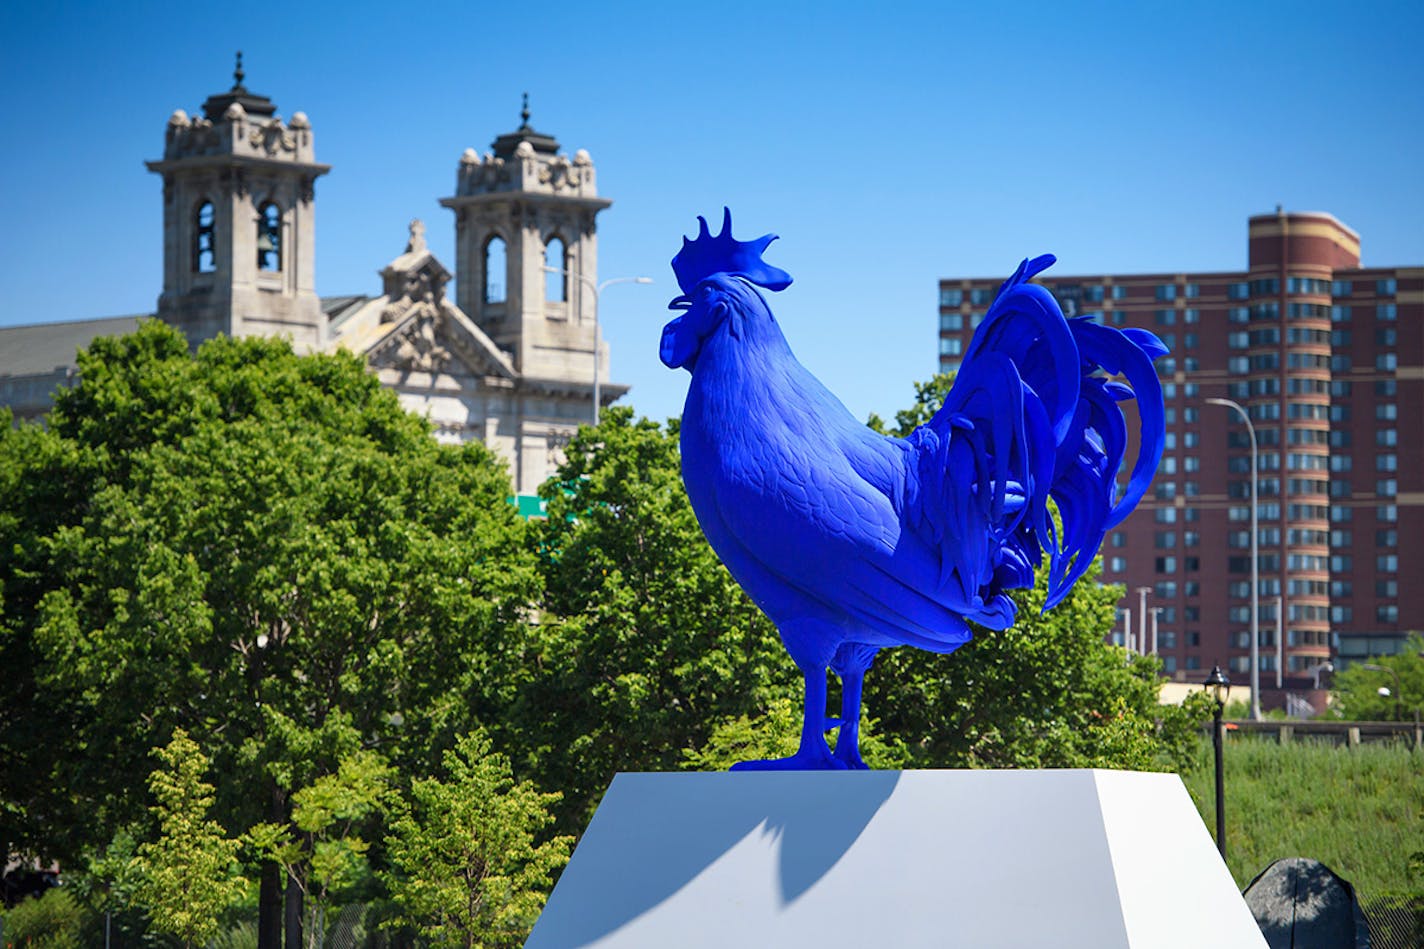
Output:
top-left (661, 208), bottom-right (792, 371)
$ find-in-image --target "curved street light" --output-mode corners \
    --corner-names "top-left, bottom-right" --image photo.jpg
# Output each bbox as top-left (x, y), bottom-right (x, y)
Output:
top-left (544, 268), bottom-right (653, 425)
top-left (1207, 397), bottom-right (1261, 721)
top-left (1136, 586), bottom-right (1151, 658)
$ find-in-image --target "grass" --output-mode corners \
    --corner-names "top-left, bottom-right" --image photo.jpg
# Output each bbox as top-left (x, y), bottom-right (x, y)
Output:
top-left (1179, 734), bottom-right (1424, 901)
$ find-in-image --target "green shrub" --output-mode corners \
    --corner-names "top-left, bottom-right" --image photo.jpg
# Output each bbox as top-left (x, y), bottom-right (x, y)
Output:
top-left (2, 888), bottom-right (89, 949)
top-left (210, 918), bottom-right (258, 949)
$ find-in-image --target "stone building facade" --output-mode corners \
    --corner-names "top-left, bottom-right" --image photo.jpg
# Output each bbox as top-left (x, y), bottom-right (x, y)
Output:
top-left (0, 66), bottom-right (621, 497)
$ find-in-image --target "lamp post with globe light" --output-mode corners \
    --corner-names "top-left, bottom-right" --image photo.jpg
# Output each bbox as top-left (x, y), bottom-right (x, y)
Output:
top-left (1205, 664), bottom-right (1231, 859)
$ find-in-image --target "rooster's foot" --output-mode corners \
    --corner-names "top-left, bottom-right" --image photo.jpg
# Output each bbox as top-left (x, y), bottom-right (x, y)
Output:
top-left (831, 745), bottom-right (869, 770)
top-left (730, 749), bottom-right (848, 771)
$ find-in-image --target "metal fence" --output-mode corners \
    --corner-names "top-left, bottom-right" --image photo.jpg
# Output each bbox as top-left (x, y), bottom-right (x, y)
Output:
top-left (1363, 896), bottom-right (1424, 949)
top-left (1223, 718), bottom-right (1424, 749)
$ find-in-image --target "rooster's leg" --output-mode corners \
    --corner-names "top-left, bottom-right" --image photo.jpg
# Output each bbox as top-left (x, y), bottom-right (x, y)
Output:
top-left (830, 644), bottom-right (879, 770)
top-left (732, 639), bottom-right (843, 771)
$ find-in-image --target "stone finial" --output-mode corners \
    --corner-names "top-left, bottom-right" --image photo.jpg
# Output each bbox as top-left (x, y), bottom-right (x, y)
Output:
top-left (290, 111), bottom-right (310, 128)
top-left (233, 51), bottom-right (246, 90)
top-left (169, 109), bottom-right (190, 126)
top-left (461, 147), bottom-right (479, 164)
top-left (520, 91), bottom-right (531, 129)
top-left (407, 219), bottom-right (427, 254)
top-left (573, 148), bottom-right (591, 165)
top-left (224, 101), bottom-right (246, 120)
top-left (515, 140), bottom-right (535, 158)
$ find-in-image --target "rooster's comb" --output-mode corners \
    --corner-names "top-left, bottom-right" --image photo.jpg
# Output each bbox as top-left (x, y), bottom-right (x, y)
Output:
top-left (670, 208), bottom-right (792, 307)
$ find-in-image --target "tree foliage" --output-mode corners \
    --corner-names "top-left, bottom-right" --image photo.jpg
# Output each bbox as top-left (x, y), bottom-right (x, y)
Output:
top-left (865, 372), bottom-right (957, 437)
top-left (131, 729), bottom-right (246, 948)
top-left (0, 322), bottom-right (539, 938)
top-left (1329, 635), bottom-right (1424, 722)
top-left (383, 730), bottom-right (572, 949)
top-left (867, 560), bottom-right (1210, 773)
top-left (249, 750), bottom-right (391, 949)
top-left (0, 887), bottom-right (88, 949)
top-left (517, 407), bottom-right (793, 828)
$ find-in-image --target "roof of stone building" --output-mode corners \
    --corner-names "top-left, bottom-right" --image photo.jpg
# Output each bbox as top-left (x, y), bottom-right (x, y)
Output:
top-left (200, 53), bottom-right (278, 120)
top-left (0, 296), bottom-right (377, 380)
top-left (322, 295), bottom-right (373, 330)
top-left (491, 94), bottom-right (559, 159)
top-left (0, 315), bottom-right (145, 377)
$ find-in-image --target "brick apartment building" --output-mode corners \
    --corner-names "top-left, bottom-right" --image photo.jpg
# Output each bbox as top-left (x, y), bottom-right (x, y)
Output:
top-left (937, 210), bottom-right (1422, 711)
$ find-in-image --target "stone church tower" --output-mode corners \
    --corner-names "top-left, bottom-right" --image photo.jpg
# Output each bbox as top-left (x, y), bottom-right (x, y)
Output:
top-left (0, 73), bottom-right (626, 501)
top-left (441, 98), bottom-right (613, 393)
top-left (146, 55), bottom-right (329, 351)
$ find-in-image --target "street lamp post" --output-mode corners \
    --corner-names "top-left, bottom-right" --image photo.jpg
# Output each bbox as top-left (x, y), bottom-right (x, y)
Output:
top-left (1205, 664), bottom-right (1231, 860)
top-left (1137, 586), bottom-right (1151, 660)
top-left (1208, 397), bottom-right (1261, 721)
top-left (1281, 592), bottom-right (1292, 686)
top-left (543, 268), bottom-right (653, 425)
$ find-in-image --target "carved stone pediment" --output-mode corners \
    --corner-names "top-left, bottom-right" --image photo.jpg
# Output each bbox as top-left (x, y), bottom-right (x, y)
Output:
top-left (380, 221), bottom-right (452, 321)
top-left (370, 308), bottom-right (451, 374)
top-left (381, 263), bottom-right (446, 323)
top-left (366, 220), bottom-right (518, 380)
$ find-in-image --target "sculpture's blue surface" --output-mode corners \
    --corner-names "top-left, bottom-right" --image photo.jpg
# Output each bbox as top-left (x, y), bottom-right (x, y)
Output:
top-left (662, 209), bottom-right (1167, 770)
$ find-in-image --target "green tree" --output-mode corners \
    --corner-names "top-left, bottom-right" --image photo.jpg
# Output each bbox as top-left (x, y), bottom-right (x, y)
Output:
top-left (519, 407), bottom-right (793, 829)
top-left (0, 887), bottom-right (89, 949)
top-left (384, 730), bottom-right (572, 949)
top-left (866, 556), bottom-right (1208, 773)
top-left (0, 322), bottom-right (539, 943)
top-left (865, 372), bottom-right (957, 437)
top-left (1330, 635), bottom-right (1424, 722)
top-left (0, 411), bottom-right (91, 864)
top-left (131, 729), bottom-right (247, 948)
top-left (249, 750), bottom-right (391, 949)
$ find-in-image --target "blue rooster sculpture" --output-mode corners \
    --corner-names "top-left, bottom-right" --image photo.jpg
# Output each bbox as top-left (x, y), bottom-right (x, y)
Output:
top-left (661, 209), bottom-right (1167, 770)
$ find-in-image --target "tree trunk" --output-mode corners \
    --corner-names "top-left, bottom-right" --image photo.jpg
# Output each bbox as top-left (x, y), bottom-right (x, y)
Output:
top-left (284, 874), bottom-right (304, 949)
top-left (258, 783), bottom-right (286, 949)
top-left (258, 860), bottom-right (282, 949)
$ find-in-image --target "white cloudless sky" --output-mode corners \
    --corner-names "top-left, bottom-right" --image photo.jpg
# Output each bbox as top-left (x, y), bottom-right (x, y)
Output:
top-left (2, 0), bottom-right (1420, 425)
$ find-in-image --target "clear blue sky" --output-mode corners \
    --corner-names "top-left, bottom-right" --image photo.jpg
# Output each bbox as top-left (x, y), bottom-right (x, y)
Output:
top-left (2, 1), bottom-right (1420, 425)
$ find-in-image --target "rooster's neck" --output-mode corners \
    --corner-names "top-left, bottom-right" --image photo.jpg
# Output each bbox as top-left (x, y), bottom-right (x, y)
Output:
top-left (684, 308), bottom-right (830, 446)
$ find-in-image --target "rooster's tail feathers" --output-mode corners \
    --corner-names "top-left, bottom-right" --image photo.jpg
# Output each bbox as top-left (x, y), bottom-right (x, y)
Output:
top-left (924, 255), bottom-right (1168, 614)
top-left (1037, 318), bottom-right (1166, 607)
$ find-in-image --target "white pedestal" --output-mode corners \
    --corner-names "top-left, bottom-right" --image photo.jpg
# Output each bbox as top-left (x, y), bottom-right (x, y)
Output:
top-left (526, 769), bottom-right (1266, 948)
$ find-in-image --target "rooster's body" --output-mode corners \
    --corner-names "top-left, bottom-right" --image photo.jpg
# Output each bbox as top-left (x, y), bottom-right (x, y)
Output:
top-left (661, 211), bottom-right (1166, 769)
